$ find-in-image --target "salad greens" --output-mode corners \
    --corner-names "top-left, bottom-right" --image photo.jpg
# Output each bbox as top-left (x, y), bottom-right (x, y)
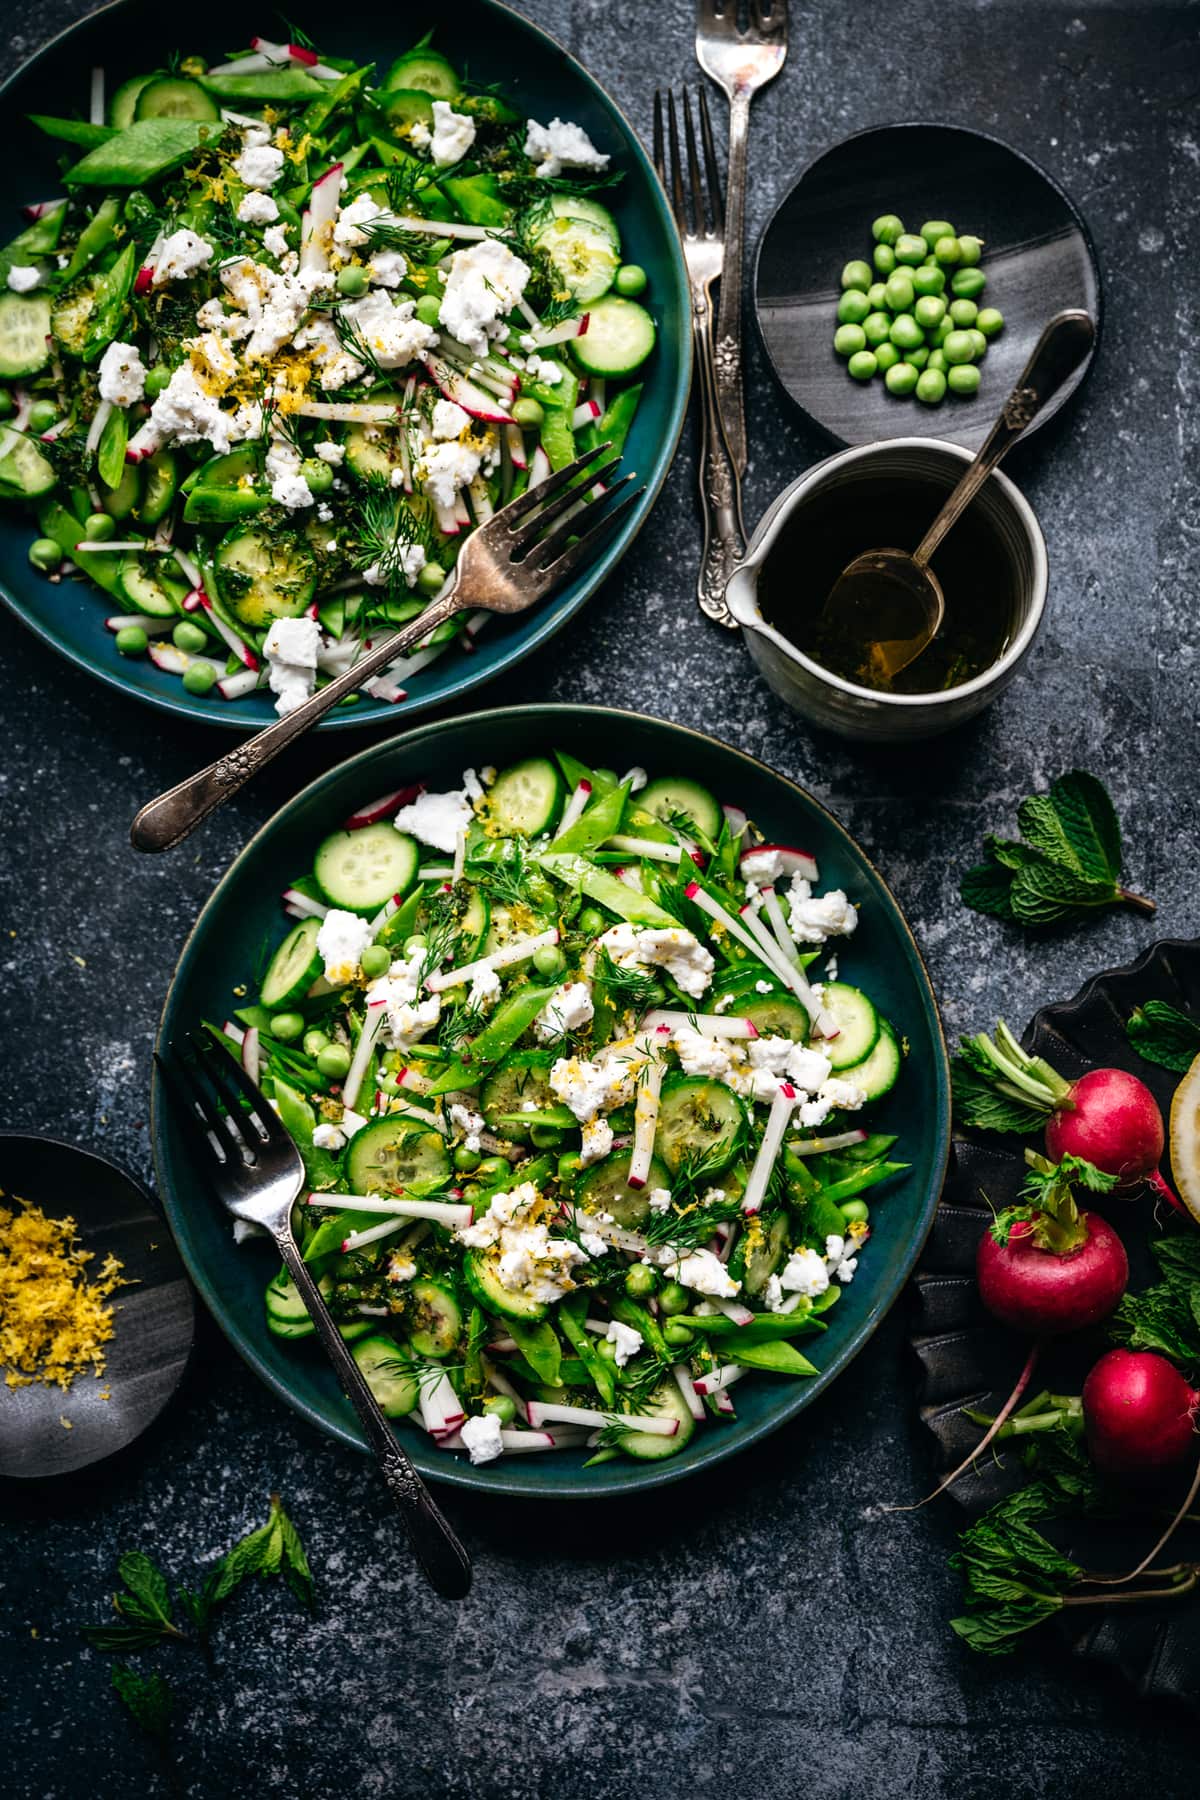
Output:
top-left (1126, 999), bottom-right (1200, 1074)
top-left (208, 750), bottom-right (910, 1469)
top-left (1, 32), bottom-right (658, 708)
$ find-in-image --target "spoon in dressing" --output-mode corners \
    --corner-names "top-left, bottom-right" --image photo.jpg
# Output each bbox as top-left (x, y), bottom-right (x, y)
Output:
top-left (823, 310), bottom-right (1096, 683)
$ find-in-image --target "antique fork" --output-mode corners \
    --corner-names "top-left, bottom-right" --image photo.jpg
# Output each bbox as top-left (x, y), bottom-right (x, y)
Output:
top-left (158, 1030), bottom-right (473, 1598)
top-left (130, 446), bottom-right (639, 852)
top-left (695, 0), bottom-right (788, 478)
top-left (654, 87), bottom-right (741, 630)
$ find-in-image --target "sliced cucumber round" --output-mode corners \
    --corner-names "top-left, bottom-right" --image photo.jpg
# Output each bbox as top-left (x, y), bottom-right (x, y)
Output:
top-left (457, 886), bottom-right (490, 959)
top-left (547, 194), bottom-right (620, 250)
top-left (463, 1246), bottom-right (548, 1322)
top-left (571, 295), bottom-right (656, 378)
top-left (134, 77), bottom-right (221, 123)
top-left (0, 293), bottom-right (52, 379)
top-left (637, 776), bottom-right (721, 842)
top-left (135, 451), bottom-right (179, 529)
top-left (101, 459), bottom-right (142, 521)
top-left (344, 418), bottom-right (401, 482)
top-left (655, 1075), bottom-right (745, 1176)
top-left (839, 1018), bottom-right (902, 1101)
top-left (214, 525), bottom-right (318, 629)
top-left (407, 1278), bottom-right (463, 1359)
top-left (109, 73), bottom-right (155, 128)
top-left (378, 86), bottom-right (435, 131)
top-left (742, 993), bottom-right (810, 1041)
top-left (487, 756), bottom-right (564, 837)
top-left (260, 917), bottom-right (323, 1008)
top-left (729, 1209), bottom-right (789, 1297)
top-left (314, 824), bottom-right (421, 915)
top-left (480, 1049), bottom-right (556, 1144)
top-left (345, 1121), bottom-right (452, 1195)
top-left (577, 1148), bottom-right (670, 1228)
top-left (351, 1334), bottom-right (420, 1415)
top-left (529, 212), bottom-right (619, 303)
top-left (821, 982), bottom-right (880, 1072)
top-left (483, 901), bottom-right (554, 957)
top-left (0, 430), bottom-right (56, 499)
top-left (618, 1378), bottom-right (697, 1461)
top-left (118, 553), bottom-right (177, 618)
top-left (382, 49), bottom-right (460, 98)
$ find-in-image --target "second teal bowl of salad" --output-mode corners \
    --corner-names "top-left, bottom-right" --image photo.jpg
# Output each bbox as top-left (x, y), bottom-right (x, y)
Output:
top-left (152, 706), bottom-right (952, 1497)
top-left (0, 0), bottom-right (689, 728)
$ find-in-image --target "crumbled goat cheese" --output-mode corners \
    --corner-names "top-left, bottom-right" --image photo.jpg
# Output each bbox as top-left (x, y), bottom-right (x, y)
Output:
top-left (264, 615), bottom-right (320, 667)
top-left (606, 1320), bottom-right (644, 1367)
top-left (387, 1254), bottom-right (417, 1284)
top-left (818, 1077), bottom-right (867, 1113)
top-left (648, 1188), bottom-right (673, 1214)
top-left (741, 848), bottom-right (785, 886)
top-left (422, 100), bottom-right (477, 167)
top-left (332, 193), bottom-right (385, 250)
top-left (463, 767), bottom-right (484, 802)
top-left (438, 239), bottom-right (530, 357)
top-left (265, 438), bottom-right (314, 510)
top-left (141, 363), bottom-right (242, 453)
top-left (97, 340), bottom-right (146, 407)
top-left (421, 440), bottom-right (483, 509)
top-left (311, 1122), bottom-right (346, 1151)
top-left (237, 190), bottom-right (280, 225)
top-left (455, 1183), bottom-right (586, 1302)
top-left (460, 1412), bottom-right (504, 1465)
top-left (580, 1117), bottom-right (613, 1166)
top-left (549, 1050), bottom-right (637, 1124)
top-left (366, 961), bottom-right (441, 1048)
top-left (523, 353), bottom-right (564, 386)
top-left (825, 1233), bottom-right (859, 1285)
top-left (152, 229), bottom-right (214, 286)
top-left (667, 1248), bottom-right (741, 1299)
top-left (235, 142), bottom-right (285, 190)
top-left (432, 398), bottom-right (471, 440)
top-left (341, 290), bottom-right (438, 368)
top-left (672, 1025), bottom-right (733, 1080)
top-left (755, 980), bottom-right (774, 995)
top-left (466, 967), bottom-right (501, 1013)
top-left (449, 1102), bottom-right (485, 1154)
top-left (535, 981), bottom-right (595, 1043)
top-left (524, 116), bottom-right (611, 180)
top-left (787, 881), bottom-right (859, 944)
top-left (598, 923), bottom-right (715, 1000)
top-left (6, 265), bottom-right (41, 292)
top-left (263, 223), bottom-right (291, 260)
top-left (316, 909), bottom-right (372, 984)
top-left (368, 249), bottom-right (407, 288)
top-left (314, 440), bottom-right (345, 465)
top-left (778, 1247), bottom-right (830, 1299)
top-left (393, 788), bottom-right (473, 853)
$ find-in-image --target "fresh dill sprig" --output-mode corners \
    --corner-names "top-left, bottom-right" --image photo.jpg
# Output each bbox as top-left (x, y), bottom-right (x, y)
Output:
top-left (439, 995), bottom-right (486, 1055)
top-left (345, 477), bottom-right (437, 606)
top-left (642, 1180), bottom-right (744, 1250)
top-left (593, 949), bottom-right (658, 1015)
top-left (354, 214), bottom-right (427, 258)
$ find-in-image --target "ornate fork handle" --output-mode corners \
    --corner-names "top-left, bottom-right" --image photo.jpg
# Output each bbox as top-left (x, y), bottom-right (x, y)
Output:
top-left (712, 90), bottom-right (751, 476)
top-left (693, 282), bottom-right (744, 629)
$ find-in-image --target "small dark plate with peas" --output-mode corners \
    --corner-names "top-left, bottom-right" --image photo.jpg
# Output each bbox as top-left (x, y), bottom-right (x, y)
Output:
top-left (754, 123), bottom-right (1101, 451)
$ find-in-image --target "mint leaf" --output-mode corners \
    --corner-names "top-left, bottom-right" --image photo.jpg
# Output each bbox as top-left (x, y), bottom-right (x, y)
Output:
top-left (273, 1498), bottom-right (316, 1612)
top-left (950, 1058), bottom-right (1048, 1133)
top-left (1127, 1000), bottom-right (1200, 1074)
top-left (1016, 793), bottom-right (1085, 872)
top-left (959, 858), bottom-right (1016, 920)
top-left (985, 836), bottom-right (1051, 874)
top-left (112, 1665), bottom-right (172, 1740)
top-left (115, 1553), bottom-right (174, 1631)
top-left (1050, 770), bottom-right (1122, 883)
top-left (1009, 861), bottom-right (1119, 926)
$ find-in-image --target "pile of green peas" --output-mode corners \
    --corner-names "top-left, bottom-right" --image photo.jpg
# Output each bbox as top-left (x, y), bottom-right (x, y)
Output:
top-left (834, 214), bottom-right (1004, 405)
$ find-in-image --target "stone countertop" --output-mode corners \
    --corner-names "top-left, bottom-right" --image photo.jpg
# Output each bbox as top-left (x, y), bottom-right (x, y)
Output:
top-left (1, 0), bottom-right (1197, 1794)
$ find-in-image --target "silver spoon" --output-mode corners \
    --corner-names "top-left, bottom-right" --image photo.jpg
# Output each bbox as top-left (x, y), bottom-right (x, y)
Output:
top-left (823, 309), bottom-right (1096, 683)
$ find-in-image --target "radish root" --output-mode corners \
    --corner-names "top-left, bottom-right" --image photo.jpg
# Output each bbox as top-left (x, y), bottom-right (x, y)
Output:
top-left (1085, 1454), bottom-right (1200, 1587)
top-left (888, 1340), bottom-right (1041, 1512)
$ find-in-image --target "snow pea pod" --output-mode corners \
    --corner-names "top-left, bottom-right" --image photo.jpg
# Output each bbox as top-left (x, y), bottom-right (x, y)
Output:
top-left (64, 119), bottom-right (218, 187)
top-left (81, 240), bottom-right (137, 363)
top-left (29, 116), bottom-right (117, 150)
top-left (427, 982), bottom-right (563, 1095)
top-left (538, 854), bottom-right (677, 930)
top-left (56, 195), bottom-right (121, 288)
top-left (559, 1292), bottom-right (617, 1408)
top-left (97, 405), bottom-right (128, 490)
top-left (507, 1315), bottom-right (562, 1386)
top-left (730, 1339), bottom-right (818, 1377)
top-left (273, 1076), bottom-right (341, 1193)
top-left (301, 64), bottom-right (373, 137)
top-left (546, 778), bottom-right (630, 856)
top-left (200, 68), bottom-right (324, 102)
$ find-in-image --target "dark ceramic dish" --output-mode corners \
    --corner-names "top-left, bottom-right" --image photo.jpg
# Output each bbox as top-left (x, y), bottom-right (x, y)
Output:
top-left (755, 123), bottom-right (1101, 451)
top-left (911, 938), bottom-right (1200, 1713)
top-left (0, 1132), bottom-right (194, 1479)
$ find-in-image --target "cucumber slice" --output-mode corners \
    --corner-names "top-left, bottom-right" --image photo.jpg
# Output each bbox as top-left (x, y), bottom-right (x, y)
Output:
top-left (382, 50), bottom-right (460, 98)
top-left (118, 552), bottom-right (177, 618)
top-left (377, 87), bottom-right (435, 132)
top-left (528, 212), bottom-right (618, 303)
top-left (407, 1278), bottom-right (463, 1359)
top-left (483, 901), bottom-right (554, 957)
top-left (637, 776), bottom-right (721, 841)
top-left (463, 1246), bottom-right (548, 1322)
top-left (742, 993), bottom-right (810, 1041)
top-left (547, 194), bottom-right (620, 249)
top-left (260, 917), bottom-right (323, 1008)
top-left (571, 295), bottom-right (656, 378)
top-left (839, 1018), bottom-right (902, 1101)
top-left (618, 1378), bottom-right (697, 1461)
top-left (480, 1049), bottom-right (556, 1145)
top-left (0, 293), bottom-right (52, 378)
top-left (345, 1120), bottom-right (452, 1195)
top-left (343, 421), bottom-right (400, 482)
top-left (0, 430), bottom-right (56, 499)
top-left (350, 1335), bottom-right (420, 1414)
top-left (488, 756), bottom-right (564, 837)
top-left (134, 77), bottom-right (221, 123)
top-left (821, 982), bottom-right (880, 1071)
top-left (101, 459), bottom-right (141, 521)
top-left (655, 1075), bottom-right (745, 1176)
top-left (265, 1264), bottom-right (309, 1322)
top-left (458, 886), bottom-right (490, 959)
top-left (577, 1148), bottom-right (671, 1228)
top-left (314, 824), bottom-right (421, 915)
top-left (214, 525), bottom-right (318, 628)
top-left (729, 1209), bottom-right (789, 1297)
top-left (109, 73), bottom-right (154, 128)
top-left (135, 451), bottom-right (178, 528)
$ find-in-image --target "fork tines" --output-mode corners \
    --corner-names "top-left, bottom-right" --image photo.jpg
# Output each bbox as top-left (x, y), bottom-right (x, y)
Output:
top-left (157, 1030), bottom-right (276, 1177)
top-left (654, 87), bottom-right (724, 237)
top-left (494, 445), bottom-right (645, 585)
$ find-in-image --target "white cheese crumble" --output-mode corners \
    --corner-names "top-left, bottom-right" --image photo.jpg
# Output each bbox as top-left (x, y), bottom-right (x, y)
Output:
top-left (368, 249), bottom-right (407, 288)
top-left (468, 965), bottom-right (502, 1011)
top-left (311, 1122), bottom-right (346, 1151)
top-left (97, 340), bottom-right (146, 407)
top-left (393, 788), bottom-right (474, 853)
top-left (741, 848), bottom-right (785, 886)
top-left (648, 1187), bottom-right (673, 1214)
top-left (235, 142), bottom-right (285, 190)
top-left (316, 909), bottom-right (372, 985)
top-left (420, 439), bottom-right (483, 508)
top-left (152, 229), bottom-right (214, 286)
top-left (787, 881), bottom-right (859, 944)
top-left (438, 239), bottom-right (530, 357)
top-left (666, 1248), bottom-right (741, 1299)
top-left (778, 1247), bottom-right (830, 1299)
top-left (314, 440), bottom-right (345, 465)
top-left (825, 1233), bottom-right (859, 1284)
top-left (237, 190), bottom-right (280, 225)
top-left (597, 923), bottom-right (715, 1000)
top-left (523, 353), bottom-right (564, 386)
top-left (449, 1101), bottom-right (485, 1154)
top-left (431, 398), bottom-right (471, 440)
top-left (534, 981), bottom-right (594, 1043)
top-left (524, 116), bottom-right (611, 180)
top-left (341, 290), bottom-right (438, 368)
top-left (140, 362), bottom-right (245, 453)
top-left (549, 1049), bottom-right (638, 1124)
top-left (265, 438), bottom-right (314, 510)
top-left (460, 1412), bottom-right (504, 1465)
top-left (422, 100), bottom-right (477, 167)
top-left (263, 223), bottom-right (291, 260)
top-left (580, 1116), bottom-right (613, 1166)
top-left (6, 265), bottom-right (41, 292)
top-left (605, 1320), bottom-right (644, 1367)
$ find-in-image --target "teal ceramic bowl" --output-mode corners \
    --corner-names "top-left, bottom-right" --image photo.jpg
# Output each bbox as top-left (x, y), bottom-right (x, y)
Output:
top-left (0, 1), bottom-right (689, 730)
top-left (152, 707), bottom-right (952, 1497)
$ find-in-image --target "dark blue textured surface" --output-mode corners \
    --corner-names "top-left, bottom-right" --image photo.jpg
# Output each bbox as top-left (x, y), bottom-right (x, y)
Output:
top-left (2, 1), bottom-right (1198, 1795)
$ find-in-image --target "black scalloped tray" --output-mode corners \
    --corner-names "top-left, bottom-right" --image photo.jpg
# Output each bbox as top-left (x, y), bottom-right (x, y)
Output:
top-left (911, 938), bottom-right (1200, 1709)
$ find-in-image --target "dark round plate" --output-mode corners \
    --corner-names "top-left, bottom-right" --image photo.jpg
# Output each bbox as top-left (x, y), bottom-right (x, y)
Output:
top-left (911, 939), bottom-right (1200, 1712)
top-left (754, 122), bottom-right (1101, 451)
top-left (0, 1133), bottom-right (194, 1479)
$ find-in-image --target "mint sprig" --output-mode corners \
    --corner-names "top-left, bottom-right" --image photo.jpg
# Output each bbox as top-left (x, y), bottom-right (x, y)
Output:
top-left (1126, 1000), bottom-right (1200, 1074)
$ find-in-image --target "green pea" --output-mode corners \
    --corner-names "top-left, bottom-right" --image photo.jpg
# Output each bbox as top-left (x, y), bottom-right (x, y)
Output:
top-left (182, 662), bottom-right (216, 694)
top-left (948, 297), bottom-right (978, 328)
top-left (482, 1393), bottom-right (516, 1424)
top-left (270, 1011), bottom-right (305, 1041)
top-left (884, 271), bottom-right (914, 312)
top-left (873, 341), bottom-right (901, 372)
top-left (894, 233), bottom-right (927, 266)
top-left (840, 1199), bottom-right (871, 1224)
top-left (920, 219), bottom-right (955, 247)
top-left (933, 318), bottom-right (954, 346)
top-left (143, 365), bottom-right (171, 399)
top-left (947, 363), bottom-right (981, 396)
top-left (0, 389), bottom-right (14, 421)
top-left (415, 293), bottom-right (442, 327)
top-left (417, 560), bottom-right (446, 595)
top-left (360, 943), bottom-right (391, 979)
top-left (458, 1182), bottom-right (482, 1204)
top-left (837, 289), bottom-right (871, 325)
top-left (888, 312), bottom-right (924, 351)
top-left (833, 323), bottom-right (866, 357)
top-left (511, 395), bottom-right (545, 427)
top-left (454, 1145), bottom-right (482, 1174)
top-left (884, 361), bottom-right (919, 396)
top-left (27, 399), bottom-right (58, 433)
top-left (911, 263), bottom-right (946, 297)
top-left (966, 328), bottom-right (988, 360)
top-left (927, 349), bottom-right (947, 373)
top-left (317, 1043), bottom-right (352, 1079)
top-left (476, 1155), bottom-right (510, 1182)
top-left (943, 329), bottom-right (976, 366)
top-left (847, 350), bottom-right (877, 381)
top-left (557, 1151), bottom-right (583, 1181)
top-left (530, 1122), bottom-right (564, 1149)
top-left (301, 459), bottom-right (335, 497)
top-left (861, 311), bottom-right (892, 347)
top-left (914, 295), bottom-right (945, 329)
top-left (872, 242), bottom-right (896, 275)
top-left (840, 259), bottom-right (872, 292)
top-left (916, 368), bottom-right (947, 404)
top-left (933, 235), bottom-right (962, 266)
top-left (908, 347), bottom-right (929, 370)
top-left (597, 1338), bottom-right (619, 1366)
top-left (975, 306), bottom-right (1005, 339)
top-left (951, 267), bottom-right (986, 299)
top-left (658, 1281), bottom-right (690, 1317)
top-left (29, 537), bottom-right (62, 572)
top-left (303, 1028), bottom-right (330, 1057)
top-left (83, 511), bottom-right (116, 541)
top-left (614, 262), bottom-right (647, 296)
top-left (662, 1320), bottom-right (695, 1349)
top-left (172, 620), bottom-right (209, 653)
top-left (115, 624), bottom-right (149, 656)
top-left (871, 213), bottom-right (904, 245)
top-left (336, 263), bottom-right (368, 297)
top-left (532, 943), bottom-right (565, 977)
top-left (957, 234), bottom-right (984, 266)
top-left (866, 281), bottom-right (888, 309)
top-left (403, 935), bottom-right (428, 957)
top-left (578, 908), bottom-right (605, 936)
top-left (624, 1263), bottom-right (657, 1299)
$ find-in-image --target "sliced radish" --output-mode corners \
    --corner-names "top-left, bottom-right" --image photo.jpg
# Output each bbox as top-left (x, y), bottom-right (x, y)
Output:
top-left (222, 1019), bottom-right (246, 1048)
top-left (572, 399), bottom-right (601, 429)
top-left (344, 784), bottom-right (424, 829)
top-left (341, 996), bottom-right (387, 1111)
top-left (426, 928), bottom-right (559, 994)
top-left (105, 613), bottom-right (174, 636)
top-left (307, 1193), bottom-right (473, 1230)
top-left (421, 352), bottom-right (513, 423)
top-left (713, 1297), bottom-right (755, 1326)
top-left (295, 400), bottom-right (401, 424)
top-left (527, 445), bottom-right (551, 489)
top-left (741, 843), bottom-right (820, 883)
top-left (190, 590), bottom-right (259, 670)
top-left (605, 835), bottom-right (685, 865)
top-left (524, 314), bottom-right (589, 348)
top-left (693, 1364), bottom-right (746, 1397)
top-left (639, 1007), bottom-right (758, 1041)
top-left (217, 668), bottom-right (262, 700)
top-left (504, 422), bottom-right (527, 470)
top-left (300, 161), bottom-right (342, 271)
top-left (741, 1083), bottom-right (797, 1216)
top-left (558, 779), bottom-right (592, 834)
top-left (525, 1400), bottom-right (678, 1437)
top-left (787, 1129), bottom-right (869, 1156)
top-left (495, 1428), bottom-right (590, 1453)
top-left (759, 887), bottom-right (800, 969)
top-left (240, 1025), bottom-right (261, 1086)
top-left (627, 1052), bottom-right (666, 1188)
top-left (148, 642), bottom-right (223, 680)
top-left (671, 1363), bottom-right (707, 1422)
top-left (281, 886), bottom-right (328, 920)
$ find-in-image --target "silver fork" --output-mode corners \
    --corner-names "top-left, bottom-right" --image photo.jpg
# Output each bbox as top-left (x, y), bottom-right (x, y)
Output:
top-left (655, 87), bottom-right (742, 630)
top-left (130, 446), bottom-right (640, 852)
top-left (696, 0), bottom-right (788, 478)
top-left (158, 1029), bottom-right (473, 1599)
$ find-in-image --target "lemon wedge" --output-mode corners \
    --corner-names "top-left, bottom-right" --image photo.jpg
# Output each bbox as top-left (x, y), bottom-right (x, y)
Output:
top-left (1168, 1050), bottom-right (1200, 1223)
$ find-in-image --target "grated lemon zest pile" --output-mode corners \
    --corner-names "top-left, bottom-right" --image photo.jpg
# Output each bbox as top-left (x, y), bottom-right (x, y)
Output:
top-left (0, 1198), bottom-right (126, 1390)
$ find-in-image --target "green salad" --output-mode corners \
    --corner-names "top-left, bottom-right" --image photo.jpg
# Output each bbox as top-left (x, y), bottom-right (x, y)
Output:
top-left (0, 32), bottom-right (656, 707)
top-left (210, 750), bottom-right (909, 1469)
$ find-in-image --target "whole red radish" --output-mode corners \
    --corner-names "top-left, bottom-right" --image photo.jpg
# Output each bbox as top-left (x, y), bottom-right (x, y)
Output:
top-left (1082, 1348), bottom-right (1200, 1481)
